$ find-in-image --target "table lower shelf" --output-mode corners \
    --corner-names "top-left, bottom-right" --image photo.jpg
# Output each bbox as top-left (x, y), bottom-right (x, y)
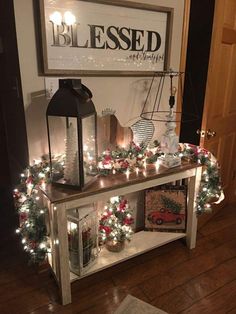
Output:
top-left (70, 230), bottom-right (186, 282)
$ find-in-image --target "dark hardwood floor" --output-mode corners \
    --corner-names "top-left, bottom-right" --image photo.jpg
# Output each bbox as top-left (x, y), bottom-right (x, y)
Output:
top-left (1, 203), bottom-right (236, 314)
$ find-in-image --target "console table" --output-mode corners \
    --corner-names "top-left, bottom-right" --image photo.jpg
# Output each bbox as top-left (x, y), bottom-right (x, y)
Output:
top-left (41, 161), bottom-right (202, 305)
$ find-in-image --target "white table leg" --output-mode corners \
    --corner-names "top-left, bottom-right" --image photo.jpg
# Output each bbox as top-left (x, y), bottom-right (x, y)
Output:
top-left (55, 204), bottom-right (71, 305)
top-left (186, 167), bottom-right (202, 249)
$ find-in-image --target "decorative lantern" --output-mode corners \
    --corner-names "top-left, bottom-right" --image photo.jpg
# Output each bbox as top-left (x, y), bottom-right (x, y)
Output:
top-left (46, 79), bottom-right (97, 189)
top-left (67, 205), bottom-right (98, 276)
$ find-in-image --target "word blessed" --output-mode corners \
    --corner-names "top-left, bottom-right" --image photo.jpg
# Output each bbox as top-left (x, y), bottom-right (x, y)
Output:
top-left (50, 22), bottom-right (163, 52)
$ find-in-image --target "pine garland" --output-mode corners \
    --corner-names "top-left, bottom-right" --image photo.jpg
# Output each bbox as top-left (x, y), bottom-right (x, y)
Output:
top-left (97, 142), bottom-right (224, 214)
top-left (14, 143), bottom-right (224, 263)
top-left (14, 155), bottom-right (64, 264)
top-left (180, 144), bottom-right (223, 214)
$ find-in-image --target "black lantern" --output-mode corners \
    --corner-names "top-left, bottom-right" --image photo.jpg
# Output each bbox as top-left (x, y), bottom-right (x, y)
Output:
top-left (46, 79), bottom-right (97, 189)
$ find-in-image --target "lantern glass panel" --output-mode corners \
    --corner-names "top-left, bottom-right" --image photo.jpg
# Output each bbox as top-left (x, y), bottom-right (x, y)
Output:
top-left (82, 115), bottom-right (96, 185)
top-left (48, 116), bottom-right (80, 186)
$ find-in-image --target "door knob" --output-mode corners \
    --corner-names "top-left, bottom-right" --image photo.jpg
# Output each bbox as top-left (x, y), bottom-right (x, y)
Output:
top-left (206, 129), bottom-right (216, 139)
top-left (196, 129), bottom-right (205, 137)
top-left (196, 129), bottom-right (216, 139)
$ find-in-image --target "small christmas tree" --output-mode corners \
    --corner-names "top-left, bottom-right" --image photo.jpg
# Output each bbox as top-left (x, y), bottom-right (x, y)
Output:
top-left (64, 123), bottom-right (79, 184)
top-left (99, 196), bottom-right (133, 251)
top-left (160, 194), bottom-right (182, 214)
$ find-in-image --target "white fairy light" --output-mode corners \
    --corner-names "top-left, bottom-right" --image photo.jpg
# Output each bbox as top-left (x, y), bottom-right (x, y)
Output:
top-left (50, 11), bottom-right (62, 25)
top-left (27, 183), bottom-right (34, 190)
top-left (34, 159), bottom-right (41, 165)
top-left (21, 173), bottom-right (25, 178)
top-left (64, 11), bottom-right (76, 25)
top-left (39, 243), bottom-right (46, 249)
top-left (110, 196), bottom-right (119, 204)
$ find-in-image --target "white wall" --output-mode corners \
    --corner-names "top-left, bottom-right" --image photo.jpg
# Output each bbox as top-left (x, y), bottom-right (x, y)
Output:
top-left (14, 0), bottom-right (184, 162)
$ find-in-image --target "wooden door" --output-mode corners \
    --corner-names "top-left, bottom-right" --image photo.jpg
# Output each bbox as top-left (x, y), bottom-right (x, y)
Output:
top-left (200, 0), bottom-right (236, 204)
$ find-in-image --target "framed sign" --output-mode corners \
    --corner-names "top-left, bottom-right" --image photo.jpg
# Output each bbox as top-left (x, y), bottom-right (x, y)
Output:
top-left (145, 185), bottom-right (187, 232)
top-left (38, 0), bottom-right (173, 76)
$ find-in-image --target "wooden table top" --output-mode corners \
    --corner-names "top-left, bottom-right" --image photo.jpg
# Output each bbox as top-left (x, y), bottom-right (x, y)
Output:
top-left (41, 161), bottom-right (200, 204)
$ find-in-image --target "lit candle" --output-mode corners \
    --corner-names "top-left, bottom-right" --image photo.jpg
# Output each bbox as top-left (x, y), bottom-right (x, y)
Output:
top-left (112, 169), bottom-right (116, 175)
top-left (41, 180), bottom-right (46, 190)
top-left (135, 167), bottom-right (139, 175)
top-left (143, 159), bottom-right (147, 169)
top-left (155, 160), bottom-right (160, 170)
top-left (126, 169), bottom-right (130, 179)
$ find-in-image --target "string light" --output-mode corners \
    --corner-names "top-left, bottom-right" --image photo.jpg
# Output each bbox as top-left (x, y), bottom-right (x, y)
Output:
top-left (14, 142), bottom-right (223, 265)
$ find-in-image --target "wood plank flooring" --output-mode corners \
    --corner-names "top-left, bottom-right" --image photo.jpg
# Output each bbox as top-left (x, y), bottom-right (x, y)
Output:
top-left (0, 203), bottom-right (236, 314)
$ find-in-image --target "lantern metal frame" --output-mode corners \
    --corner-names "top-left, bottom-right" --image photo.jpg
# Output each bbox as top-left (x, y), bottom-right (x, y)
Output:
top-left (67, 204), bottom-right (99, 276)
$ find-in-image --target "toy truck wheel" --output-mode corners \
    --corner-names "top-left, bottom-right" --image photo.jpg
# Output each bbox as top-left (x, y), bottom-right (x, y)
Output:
top-left (156, 218), bottom-right (163, 225)
top-left (176, 218), bottom-right (182, 224)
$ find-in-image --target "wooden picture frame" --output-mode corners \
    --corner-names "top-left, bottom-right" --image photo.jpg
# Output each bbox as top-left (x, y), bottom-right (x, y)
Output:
top-left (38, 0), bottom-right (173, 76)
top-left (145, 185), bottom-right (187, 232)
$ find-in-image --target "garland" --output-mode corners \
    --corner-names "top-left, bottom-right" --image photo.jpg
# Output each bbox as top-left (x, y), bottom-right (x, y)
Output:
top-left (15, 143), bottom-right (223, 263)
top-left (14, 155), bottom-right (64, 264)
top-left (180, 143), bottom-right (224, 213)
top-left (97, 141), bottom-right (160, 175)
top-left (97, 142), bottom-right (224, 214)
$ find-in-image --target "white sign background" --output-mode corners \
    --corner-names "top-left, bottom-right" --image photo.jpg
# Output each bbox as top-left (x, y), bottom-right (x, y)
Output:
top-left (41, 0), bottom-right (172, 74)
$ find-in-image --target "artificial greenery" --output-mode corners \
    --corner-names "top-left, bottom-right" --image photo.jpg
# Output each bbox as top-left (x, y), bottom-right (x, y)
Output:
top-left (15, 142), bottom-right (223, 264)
top-left (14, 155), bottom-right (63, 264)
